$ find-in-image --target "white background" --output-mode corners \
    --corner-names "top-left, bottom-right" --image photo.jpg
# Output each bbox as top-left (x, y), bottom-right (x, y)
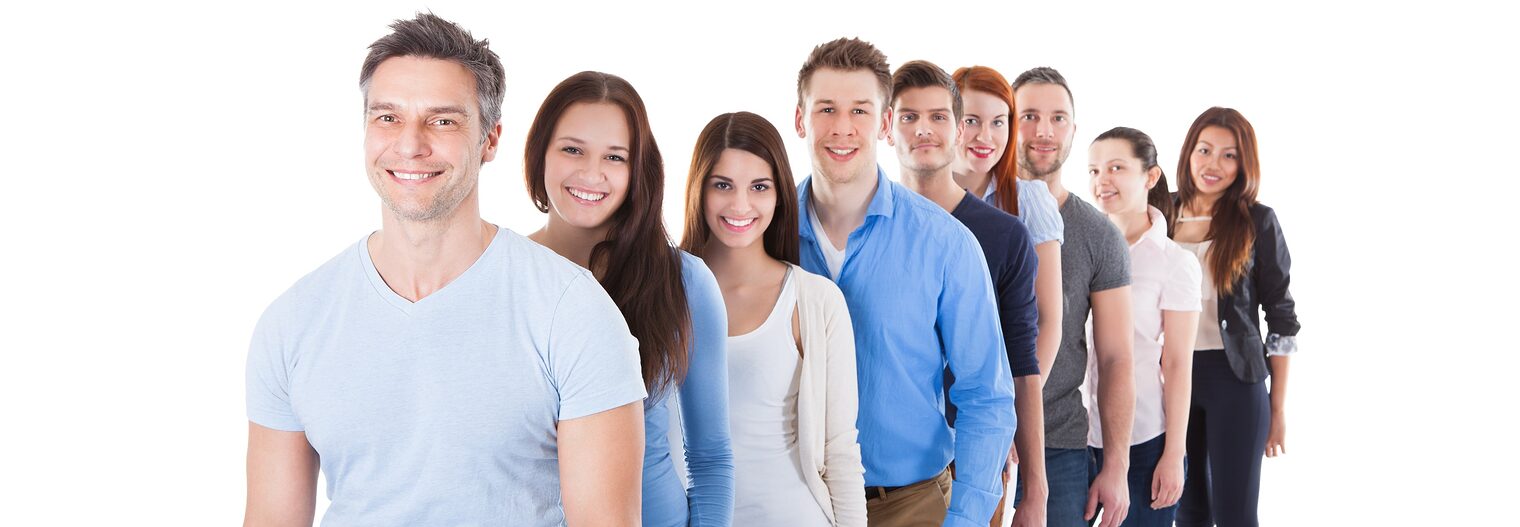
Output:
top-left (2, 1), bottom-right (1514, 524)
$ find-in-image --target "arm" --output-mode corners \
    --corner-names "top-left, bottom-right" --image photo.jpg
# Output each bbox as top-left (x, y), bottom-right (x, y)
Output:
top-left (1254, 206), bottom-right (1297, 458)
top-left (1266, 355), bottom-right (1290, 457)
top-left (678, 261), bottom-right (734, 526)
top-left (940, 232), bottom-right (1017, 527)
top-left (1087, 286), bottom-right (1134, 527)
top-left (1152, 309), bottom-right (1199, 509)
top-left (560, 402), bottom-right (644, 527)
top-left (244, 424), bottom-right (317, 527)
top-left (1010, 376), bottom-right (1047, 526)
top-left (1031, 240), bottom-right (1063, 384)
top-left (820, 284), bottom-right (868, 526)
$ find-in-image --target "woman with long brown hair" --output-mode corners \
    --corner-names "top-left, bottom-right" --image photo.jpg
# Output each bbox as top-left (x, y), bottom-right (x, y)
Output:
top-left (524, 71), bottom-right (734, 527)
top-left (949, 65), bottom-right (1065, 526)
top-left (680, 112), bottom-right (865, 526)
top-left (1169, 107), bottom-right (1299, 527)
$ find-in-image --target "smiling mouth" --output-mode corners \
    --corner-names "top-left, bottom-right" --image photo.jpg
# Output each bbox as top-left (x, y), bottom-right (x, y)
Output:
top-left (723, 217), bottom-right (755, 227)
top-left (1201, 174), bottom-right (1223, 184)
top-left (825, 146), bottom-right (858, 159)
top-left (1096, 190), bottom-right (1118, 199)
top-left (968, 146), bottom-right (995, 157)
top-left (567, 187), bottom-right (608, 202)
top-left (389, 170), bottom-right (442, 181)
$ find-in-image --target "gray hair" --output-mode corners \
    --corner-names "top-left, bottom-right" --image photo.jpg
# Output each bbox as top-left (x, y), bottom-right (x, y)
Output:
top-left (1012, 66), bottom-right (1074, 112)
top-left (359, 13), bottom-right (505, 141)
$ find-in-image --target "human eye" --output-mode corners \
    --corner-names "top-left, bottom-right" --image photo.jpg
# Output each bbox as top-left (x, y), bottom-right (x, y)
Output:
top-left (933, 113), bottom-right (949, 122)
top-left (1019, 114), bottom-right (1035, 121)
top-left (751, 182), bottom-right (771, 192)
top-left (992, 119), bottom-right (1005, 127)
top-left (852, 108), bottom-right (867, 115)
top-left (712, 180), bottom-right (733, 190)
top-left (1224, 152), bottom-right (1238, 160)
top-left (561, 146), bottom-right (583, 155)
top-left (606, 153), bottom-right (627, 163)
top-left (376, 114), bottom-right (398, 123)
top-left (432, 118), bottom-right (457, 126)
top-left (820, 107), bottom-right (834, 114)
top-left (900, 113), bottom-right (916, 123)
top-left (1053, 115), bottom-right (1067, 123)
top-left (964, 117), bottom-right (979, 126)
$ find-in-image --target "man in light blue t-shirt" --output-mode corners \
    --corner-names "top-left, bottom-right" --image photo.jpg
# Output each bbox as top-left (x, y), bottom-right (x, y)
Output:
top-left (243, 13), bottom-right (647, 526)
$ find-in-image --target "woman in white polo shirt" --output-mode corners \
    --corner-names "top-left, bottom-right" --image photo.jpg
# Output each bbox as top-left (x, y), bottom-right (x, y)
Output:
top-left (1084, 127), bottom-right (1202, 526)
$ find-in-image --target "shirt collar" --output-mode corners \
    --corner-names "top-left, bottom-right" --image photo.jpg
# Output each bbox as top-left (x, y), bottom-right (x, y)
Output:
top-left (799, 166), bottom-right (893, 242)
top-left (1136, 205), bottom-right (1170, 248)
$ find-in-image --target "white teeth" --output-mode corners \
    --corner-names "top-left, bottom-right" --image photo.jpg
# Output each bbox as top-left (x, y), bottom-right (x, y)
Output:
top-left (393, 171), bottom-right (435, 180)
top-left (723, 217), bottom-right (755, 227)
top-left (568, 188), bottom-right (607, 202)
top-left (828, 148), bottom-right (855, 156)
top-left (972, 147), bottom-right (994, 154)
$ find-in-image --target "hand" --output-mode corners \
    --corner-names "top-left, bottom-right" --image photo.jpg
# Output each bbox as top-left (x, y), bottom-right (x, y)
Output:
top-left (1086, 467), bottom-right (1129, 527)
top-left (1011, 483), bottom-right (1047, 527)
top-left (1150, 455), bottom-right (1184, 509)
top-left (1265, 412), bottom-right (1287, 457)
top-left (1009, 443), bottom-right (1020, 466)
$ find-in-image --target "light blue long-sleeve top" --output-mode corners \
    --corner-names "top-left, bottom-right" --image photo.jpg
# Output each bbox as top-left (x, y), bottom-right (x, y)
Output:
top-left (983, 177), bottom-right (1066, 245)
top-left (642, 251), bottom-right (734, 527)
top-left (798, 169), bottom-right (1016, 526)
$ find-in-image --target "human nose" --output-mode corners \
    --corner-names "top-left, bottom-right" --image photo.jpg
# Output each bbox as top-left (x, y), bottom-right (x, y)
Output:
top-left (1035, 116), bottom-right (1054, 139)
top-left (393, 120), bottom-right (431, 158)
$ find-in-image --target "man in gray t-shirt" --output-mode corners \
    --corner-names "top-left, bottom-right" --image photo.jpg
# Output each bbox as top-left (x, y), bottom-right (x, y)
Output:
top-left (1012, 67), bottom-right (1137, 527)
top-left (243, 14), bottom-right (646, 526)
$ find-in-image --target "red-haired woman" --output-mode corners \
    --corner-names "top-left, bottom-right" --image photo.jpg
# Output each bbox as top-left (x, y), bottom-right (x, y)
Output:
top-left (1169, 107), bottom-right (1299, 527)
top-left (681, 112), bottom-right (866, 526)
top-left (523, 71), bottom-right (734, 527)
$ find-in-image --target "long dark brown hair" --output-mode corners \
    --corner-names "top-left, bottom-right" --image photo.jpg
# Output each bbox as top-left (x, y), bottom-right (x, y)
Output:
top-left (679, 112), bottom-right (800, 265)
top-left (524, 71), bottom-right (690, 395)
top-left (1094, 126), bottom-right (1173, 222)
top-left (1173, 107), bottom-right (1260, 296)
top-left (952, 66), bottom-right (1020, 215)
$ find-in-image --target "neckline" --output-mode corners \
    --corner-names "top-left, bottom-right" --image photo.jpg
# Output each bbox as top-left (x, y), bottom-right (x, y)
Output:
top-left (728, 266), bottom-right (796, 342)
top-left (360, 226), bottom-right (507, 315)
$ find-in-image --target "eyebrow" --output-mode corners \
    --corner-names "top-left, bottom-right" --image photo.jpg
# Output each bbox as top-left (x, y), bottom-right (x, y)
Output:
top-left (964, 113), bottom-right (1008, 119)
top-left (814, 99), bottom-right (876, 107)
top-left (897, 106), bottom-right (952, 114)
top-left (710, 174), bottom-right (774, 183)
top-left (558, 136), bottom-right (629, 152)
top-left (366, 102), bottom-right (471, 116)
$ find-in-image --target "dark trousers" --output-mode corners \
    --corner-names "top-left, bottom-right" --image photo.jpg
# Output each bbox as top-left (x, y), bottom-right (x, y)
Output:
top-left (1092, 433), bottom-right (1181, 527)
top-left (1176, 350), bottom-right (1269, 527)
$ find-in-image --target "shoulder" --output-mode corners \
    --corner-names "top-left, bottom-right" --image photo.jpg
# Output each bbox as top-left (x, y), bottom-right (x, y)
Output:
top-left (792, 264), bottom-right (846, 305)
top-left (260, 237), bottom-right (367, 322)
top-left (888, 182), bottom-right (981, 248)
top-left (679, 250), bottom-right (724, 308)
top-left (1065, 196), bottom-right (1125, 246)
top-left (498, 229), bottom-right (603, 303)
top-left (1250, 202), bottom-right (1281, 230)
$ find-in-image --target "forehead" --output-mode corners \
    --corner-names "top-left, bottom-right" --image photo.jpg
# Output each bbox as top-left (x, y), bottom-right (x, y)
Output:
top-left (893, 85), bottom-right (954, 109)
top-left (1014, 83), bottom-right (1072, 113)
top-left (1198, 125), bottom-right (1237, 147)
top-left (803, 68), bottom-right (884, 105)
top-left (713, 148), bottom-right (773, 179)
top-left (962, 89), bottom-right (1009, 113)
top-left (553, 102), bottom-right (630, 144)
top-left (1089, 138), bottom-right (1135, 161)
top-left (368, 56), bottom-right (478, 111)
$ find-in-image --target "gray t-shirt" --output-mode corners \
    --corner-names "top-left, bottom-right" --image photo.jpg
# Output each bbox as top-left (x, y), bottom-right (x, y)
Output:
top-left (1044, 194), bottom-right (1131, 449)
top-left (246, 228), bottom-right (646, 525)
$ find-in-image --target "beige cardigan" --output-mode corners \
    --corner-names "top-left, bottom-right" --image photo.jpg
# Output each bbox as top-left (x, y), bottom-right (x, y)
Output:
top-left (791, 264), bottom-right (867, 526)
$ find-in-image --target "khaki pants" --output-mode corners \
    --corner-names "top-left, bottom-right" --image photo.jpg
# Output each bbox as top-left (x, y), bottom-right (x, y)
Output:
top-left (865, 467), bottom-right (953, 527)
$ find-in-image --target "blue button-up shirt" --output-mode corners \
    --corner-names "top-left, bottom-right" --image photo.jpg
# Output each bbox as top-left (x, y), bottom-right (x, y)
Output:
top-left (799, 168), bottom-right (1016, 526)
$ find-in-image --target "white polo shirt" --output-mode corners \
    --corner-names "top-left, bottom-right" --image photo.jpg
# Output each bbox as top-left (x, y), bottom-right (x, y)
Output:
top-left (1085, 206), bottom-right (1202, 448)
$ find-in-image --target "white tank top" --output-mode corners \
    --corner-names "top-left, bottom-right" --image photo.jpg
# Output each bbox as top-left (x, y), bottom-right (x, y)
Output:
top-left (726, 268), bottom-right (830, 527)
top-left (1177, 240), bottom-right (1226, 351)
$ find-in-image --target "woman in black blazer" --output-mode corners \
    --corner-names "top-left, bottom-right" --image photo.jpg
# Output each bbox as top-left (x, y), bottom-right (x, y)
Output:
top-left (1168, 107), bottom-right (1299, 527)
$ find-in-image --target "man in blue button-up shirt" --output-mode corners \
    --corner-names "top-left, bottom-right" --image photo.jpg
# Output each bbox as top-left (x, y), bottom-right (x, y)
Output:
top-left (792, 37), bottom-right (1016, 527)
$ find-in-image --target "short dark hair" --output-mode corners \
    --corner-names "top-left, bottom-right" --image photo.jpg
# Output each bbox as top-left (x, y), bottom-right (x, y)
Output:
top-left (890, 60), bottom-right (962, 119)
top-left (1012, 66), bottom-right (1074, 112)
top-left (796, 37), bottom-right (891, 108)
top-left (359, 12), bottom-right (505, 139)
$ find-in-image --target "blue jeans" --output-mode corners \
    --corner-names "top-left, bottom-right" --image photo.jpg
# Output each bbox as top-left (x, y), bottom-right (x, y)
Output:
top-left (1093, 434), bottom-right (1181, 527)
top-left (1013, 447), bottom-right (1095, 527)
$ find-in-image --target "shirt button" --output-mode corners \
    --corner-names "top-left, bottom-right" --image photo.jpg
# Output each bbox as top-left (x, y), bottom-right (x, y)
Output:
top-left (1221, 320), bottom-right (1228, 330)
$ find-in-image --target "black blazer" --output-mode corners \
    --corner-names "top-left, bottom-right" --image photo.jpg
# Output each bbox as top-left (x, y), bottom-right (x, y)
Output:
top-left (1176, 198), bottom-right (1300, 383)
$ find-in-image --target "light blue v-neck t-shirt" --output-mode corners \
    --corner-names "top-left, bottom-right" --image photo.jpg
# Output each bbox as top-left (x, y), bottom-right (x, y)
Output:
top-left (246, 227), bottom-right (646, 526)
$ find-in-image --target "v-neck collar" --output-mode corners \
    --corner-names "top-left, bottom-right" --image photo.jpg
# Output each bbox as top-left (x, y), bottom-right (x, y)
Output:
top-left (359, 227), bottom-right (506, 315)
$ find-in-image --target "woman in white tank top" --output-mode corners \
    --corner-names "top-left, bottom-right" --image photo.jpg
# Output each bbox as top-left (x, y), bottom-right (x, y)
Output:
top-left (679, 112), bottom-right (867, 526)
